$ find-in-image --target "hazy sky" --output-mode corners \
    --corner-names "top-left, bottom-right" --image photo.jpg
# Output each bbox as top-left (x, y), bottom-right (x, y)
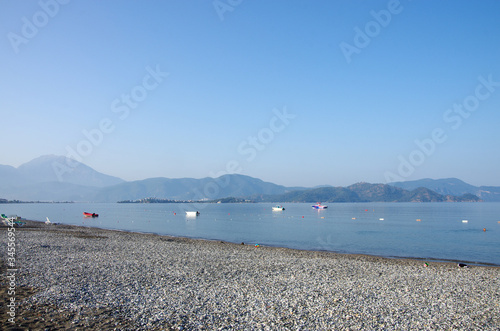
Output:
top-left (1, 0), bottom-right (499, 187)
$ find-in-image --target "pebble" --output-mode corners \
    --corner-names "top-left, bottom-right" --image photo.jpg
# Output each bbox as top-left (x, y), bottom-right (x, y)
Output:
top-left (2, 221), bottom-right (499, 330)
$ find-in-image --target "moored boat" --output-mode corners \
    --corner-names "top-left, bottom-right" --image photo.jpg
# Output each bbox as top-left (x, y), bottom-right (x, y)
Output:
top-left (272, 205), bottom-right (285, 211)
top-left (312, 203), bottom-right (328, 209)
top-left (186, 211), bottom-right (200, 217)
top-left (83, 212), bottom-right (99, 217)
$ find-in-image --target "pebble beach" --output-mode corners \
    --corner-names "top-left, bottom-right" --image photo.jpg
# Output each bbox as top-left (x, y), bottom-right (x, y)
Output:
top-left (1, 220), bottom-right (499, 330)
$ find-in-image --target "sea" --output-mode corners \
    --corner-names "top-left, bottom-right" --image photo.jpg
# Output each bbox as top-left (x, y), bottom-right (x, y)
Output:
top-left (2, 202), bottom-right (500, 266)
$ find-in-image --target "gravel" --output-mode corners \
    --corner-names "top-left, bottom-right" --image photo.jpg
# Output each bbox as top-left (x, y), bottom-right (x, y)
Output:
top-left (1, 220), bottom-right (499, 330)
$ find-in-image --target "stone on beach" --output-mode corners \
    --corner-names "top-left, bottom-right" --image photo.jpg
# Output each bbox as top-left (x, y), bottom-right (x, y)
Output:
top-left (1, 220), bottom-right (499, 330)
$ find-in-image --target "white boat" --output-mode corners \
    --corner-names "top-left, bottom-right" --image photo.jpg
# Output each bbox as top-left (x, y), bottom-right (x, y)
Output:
top-left (312, 203), bottom-right (328, 209)
top-left (272, 205), bottom-right (285, 211)
top-left (186, 211), bottom-right (200, 217)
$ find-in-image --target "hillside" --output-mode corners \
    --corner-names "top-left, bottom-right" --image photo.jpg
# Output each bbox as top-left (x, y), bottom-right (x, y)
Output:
top-left (257, 183), bottom-right (481, 203)
top-left (389, 178), bottom-right (500, 202)
top-left (93, 174), bottom-right (292, 202)
top-left (0, 156), bottom-right (491, 202)
top-left (0, 155), bottom-right (124, 201)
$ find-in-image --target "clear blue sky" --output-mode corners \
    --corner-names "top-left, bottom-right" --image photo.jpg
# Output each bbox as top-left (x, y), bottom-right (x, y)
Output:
top-left (1, 0), bottom-right (499, 187)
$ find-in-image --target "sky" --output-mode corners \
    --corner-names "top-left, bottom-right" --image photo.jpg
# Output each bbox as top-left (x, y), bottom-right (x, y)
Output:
top-left (1, 0), bottom-right (499, 187)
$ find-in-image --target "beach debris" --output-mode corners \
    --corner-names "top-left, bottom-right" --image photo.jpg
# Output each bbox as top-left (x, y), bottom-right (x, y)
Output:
top-left (458, 263), bottom-right (468, 268)
top-left (45, 217), bottom-right (51, 224)
top-left (424, 262), bottom-right (429, 267)
top-left (254, 244), bottom-right (260, 248)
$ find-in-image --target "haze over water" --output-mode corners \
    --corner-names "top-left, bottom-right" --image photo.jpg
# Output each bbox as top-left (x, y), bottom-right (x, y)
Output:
top-left (4, 202), bottom-right (500, 266)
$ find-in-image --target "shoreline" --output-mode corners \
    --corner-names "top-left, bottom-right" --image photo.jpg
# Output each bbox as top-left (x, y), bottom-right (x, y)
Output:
top-left (34, 219), bottom-right (500, 267)
top-left (1, 219), bottom-right (499, 329)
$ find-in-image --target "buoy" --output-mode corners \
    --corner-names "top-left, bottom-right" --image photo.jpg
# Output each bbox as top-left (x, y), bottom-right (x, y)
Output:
top-left (416, 219), bottom-right (421, 222)
top-left (379, 218), bottom-right (384, 221)
top-left (302, 216), bottom-right (304, 218)
top-left (352, 217), bottom-right (356, 220)
top-left (483, 228), bottom-right (486, 232)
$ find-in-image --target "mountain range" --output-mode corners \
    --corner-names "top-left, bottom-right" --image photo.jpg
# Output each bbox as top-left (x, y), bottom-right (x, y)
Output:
top-left (389, 178), bottom-right (500, 202)
top-left (0, 155), bottom-right (497, 202)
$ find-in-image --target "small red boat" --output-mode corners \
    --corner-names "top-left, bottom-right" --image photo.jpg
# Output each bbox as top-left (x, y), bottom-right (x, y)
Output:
top-left (83, 212), bottom-right (99, 217)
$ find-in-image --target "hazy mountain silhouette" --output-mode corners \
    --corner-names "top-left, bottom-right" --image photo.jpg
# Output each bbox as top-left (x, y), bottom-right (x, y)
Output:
top-left (0, 156), bottom-right (495, 202)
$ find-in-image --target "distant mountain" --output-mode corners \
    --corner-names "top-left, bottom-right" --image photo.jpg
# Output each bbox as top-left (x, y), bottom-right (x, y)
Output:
top-left (257, 183), bottom-right (481, 203)
top-left (389, 178), bottom-right (500, 202)
top-left (0, 155), bottom-right (124, 201)
top-left (0, 155), bottom-right (492, 203)
top-left (0, 164), bottom-right (24, 187)
top-left (347, 182), bottom-right (408, 202)
top-left (4, 182), bottom-right (100, 202)
top-left (477, 186), bottom-right (500, 202)
top-left (257, 186), bottom-right (362, 203)
top-left (16, 155), bottom-right (124, 187)
top-left (93, 174), bottom-right (293, 202)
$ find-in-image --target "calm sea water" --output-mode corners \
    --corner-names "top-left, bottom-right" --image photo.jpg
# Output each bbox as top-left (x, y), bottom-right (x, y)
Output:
top-left (3, 202), bottom-right (500, 265)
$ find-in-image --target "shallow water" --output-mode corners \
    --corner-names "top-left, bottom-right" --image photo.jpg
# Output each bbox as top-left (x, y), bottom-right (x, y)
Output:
top-left (3, 202), bottom-right (500, 265)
